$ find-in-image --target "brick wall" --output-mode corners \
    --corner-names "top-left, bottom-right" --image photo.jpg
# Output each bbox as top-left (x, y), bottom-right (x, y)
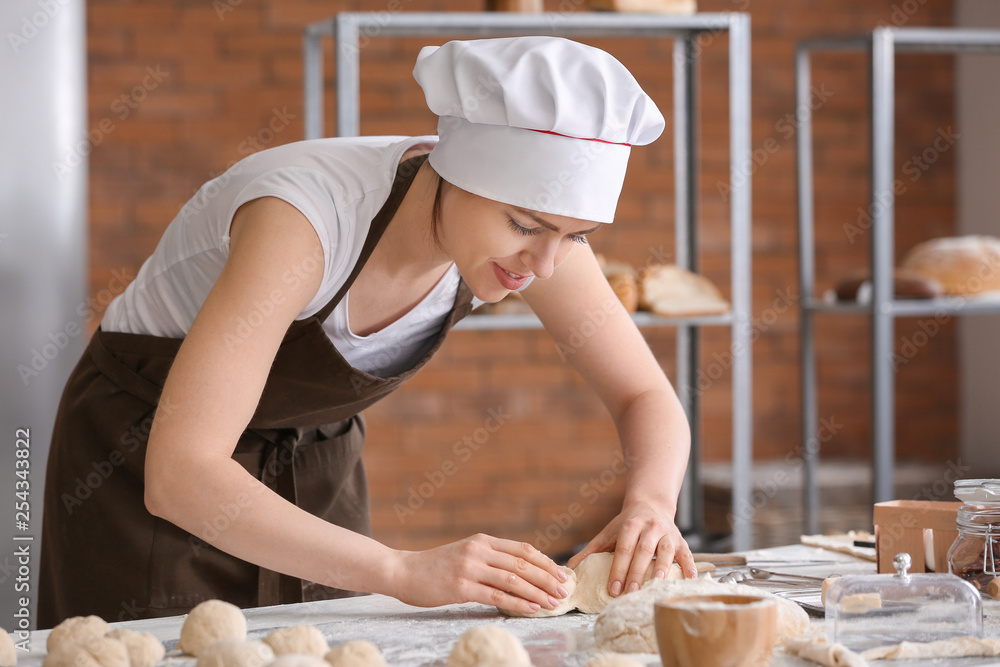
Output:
top-left (85, 0), bottom-right (957, 553)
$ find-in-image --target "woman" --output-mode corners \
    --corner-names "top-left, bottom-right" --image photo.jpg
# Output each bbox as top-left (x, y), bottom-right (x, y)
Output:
top-left (38, 35), bottom-right (694, 627)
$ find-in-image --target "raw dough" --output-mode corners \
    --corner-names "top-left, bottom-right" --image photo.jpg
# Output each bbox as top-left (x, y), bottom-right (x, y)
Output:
top-left (782, 637), bottom-right (867, 667)
top-left (574, 552), bottom-right (680, 614)
top-left (43, 636), bottom-right (128, 667)
top-left (196, 639), bottom-right (274, 667)
top-left (263, 626), bottom-right (328, 657)
top-left (593, 577), bottom-right (808, 653)
top-left (499, 566), bottom-right (578, 617)
top-left (266, 655), bottom-right (328, 667)
top-left (324, 640), bottom-right (387, 667)
top-left (104, 628), bottom-right (165, 667)
top-left (178, 600), bottom-right (247, 656)
top-left (584, 655), bottom-right (645, 667)
top-left (46, 615), bottom-right (109, 652)
top-left (447, 626), bottom-right (531, 667)
top-left (861, 636), bottom-right (1000, 660)
top-left (0, 628), bottom-right (15, 667)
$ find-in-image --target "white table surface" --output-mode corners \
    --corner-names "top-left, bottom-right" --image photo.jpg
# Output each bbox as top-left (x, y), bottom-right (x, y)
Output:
top-left (16, 545), bottom-right (1000, 666)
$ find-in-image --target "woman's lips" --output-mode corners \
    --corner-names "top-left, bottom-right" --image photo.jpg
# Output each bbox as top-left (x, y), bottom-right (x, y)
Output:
top-left (493, 262), bottom-right (530, 290)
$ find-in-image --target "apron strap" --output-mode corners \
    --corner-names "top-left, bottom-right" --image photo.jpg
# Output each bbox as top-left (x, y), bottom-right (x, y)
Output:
top-left (313, 154), bottom-right (429, 324)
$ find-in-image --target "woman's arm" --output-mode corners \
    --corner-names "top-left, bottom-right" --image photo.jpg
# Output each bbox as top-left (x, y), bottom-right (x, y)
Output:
top-left (521, 243), bottom-right (697, 595)
top-left (144, 197), bottom-right (569, 613)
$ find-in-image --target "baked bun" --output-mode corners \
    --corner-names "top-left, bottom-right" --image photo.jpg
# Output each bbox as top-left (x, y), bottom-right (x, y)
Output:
top-left (596, 254), bottom-right (639, 312)
top-left (639, 264), bottom-right (729, 317)
top-left (901, 235), bottom-right (1000, 295)
top-left (834, 268), bottom-right (943, 301)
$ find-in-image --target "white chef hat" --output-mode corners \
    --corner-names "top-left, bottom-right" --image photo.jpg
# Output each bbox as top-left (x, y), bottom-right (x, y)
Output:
top-left (412, 36), bottom-right (664, 224)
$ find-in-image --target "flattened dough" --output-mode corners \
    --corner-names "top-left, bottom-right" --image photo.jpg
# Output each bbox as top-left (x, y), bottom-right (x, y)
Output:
top-left (499, 566), bottom-right (577, 617)
top-left (862, 636), bottom-right (1000, 660)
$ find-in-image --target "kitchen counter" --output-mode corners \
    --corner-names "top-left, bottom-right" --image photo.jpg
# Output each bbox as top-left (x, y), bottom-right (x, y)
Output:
top-left (15, 546), bottom-right (1000, 666)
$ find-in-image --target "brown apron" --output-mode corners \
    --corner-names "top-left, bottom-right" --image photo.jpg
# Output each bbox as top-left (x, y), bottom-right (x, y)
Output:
top-left (38, 154), bottom-right (474, 628)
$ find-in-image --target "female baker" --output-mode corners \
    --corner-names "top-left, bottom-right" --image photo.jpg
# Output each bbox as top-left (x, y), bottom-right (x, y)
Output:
top-left (38, 36), bottom-right (695, 626)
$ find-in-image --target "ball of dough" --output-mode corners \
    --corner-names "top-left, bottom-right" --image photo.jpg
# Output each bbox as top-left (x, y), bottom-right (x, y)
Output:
top-left (585, 655), bottom-right (645, 667)
top-left (447, 626), bottom-right (531, 667)
top-left (266, 655), bottom-right (328, 667)
top-left (499, 565), bottom-right (578, 617)
top-left (593, 577), bottom-right (808, 654)
top-left (263, 626), bottom-right (328, 657)
top-left (324, 640), bottom-right (387, 667)
top-left (43, 636), bottom-right (128, 667)
top-left (105, 628), bottom-right (165, 667)
top-left (574, 552), bottom-right (680, 614)
top-left (0, 628), bottom-right (16, 667)
top-left (46, 615), bottom-right (109, 653)
top-left (179, 600), bottom-right (247, 656)
top-left (196, 639), bottom-right (274, 667)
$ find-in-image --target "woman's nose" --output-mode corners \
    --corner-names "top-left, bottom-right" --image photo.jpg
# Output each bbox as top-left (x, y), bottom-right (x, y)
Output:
top-left (523, 238), bottom-right (563, 280)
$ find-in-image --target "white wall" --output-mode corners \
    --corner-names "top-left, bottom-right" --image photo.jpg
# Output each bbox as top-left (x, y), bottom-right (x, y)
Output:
top-left (957, 0), bottom-right (1000, 475)
top-left (0, 0), bottom-right (87, 631)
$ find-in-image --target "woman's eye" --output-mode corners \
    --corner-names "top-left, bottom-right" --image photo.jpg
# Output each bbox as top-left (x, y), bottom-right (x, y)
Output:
top-left (569, 235), bottom-right (589, 245)
top-left (508, 219), bottom-right (540, 236)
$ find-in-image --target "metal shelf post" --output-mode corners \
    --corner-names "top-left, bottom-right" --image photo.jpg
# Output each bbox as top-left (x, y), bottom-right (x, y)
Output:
top-left (796, 27), bottom-right (1000, 533)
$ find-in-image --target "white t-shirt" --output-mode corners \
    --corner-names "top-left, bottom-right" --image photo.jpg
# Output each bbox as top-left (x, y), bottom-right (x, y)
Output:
top-left (103, 135), bottom-right (483, 377)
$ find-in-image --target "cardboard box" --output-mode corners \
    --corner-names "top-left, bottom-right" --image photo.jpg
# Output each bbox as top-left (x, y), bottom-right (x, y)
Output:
top-left (873, 500), bottom-right (961, 574)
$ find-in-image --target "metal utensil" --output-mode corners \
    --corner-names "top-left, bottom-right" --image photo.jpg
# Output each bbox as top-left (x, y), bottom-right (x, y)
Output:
top-left (748, 567), bottom-right (833, 582)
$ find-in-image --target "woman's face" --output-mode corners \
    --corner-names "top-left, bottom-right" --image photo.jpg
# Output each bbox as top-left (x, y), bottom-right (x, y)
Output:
top-left (437, 181), bottom-right (603, 303)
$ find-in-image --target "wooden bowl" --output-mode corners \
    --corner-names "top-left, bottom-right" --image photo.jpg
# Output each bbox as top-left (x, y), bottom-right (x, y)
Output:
top-left (654, 594), bottom-right (777, 667)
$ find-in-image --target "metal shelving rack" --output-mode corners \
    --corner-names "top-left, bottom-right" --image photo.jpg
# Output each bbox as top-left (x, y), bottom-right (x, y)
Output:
top-left (796, 27), bottom-right (1000, 534)
top-left (303, 11), bottom-right (754, 550)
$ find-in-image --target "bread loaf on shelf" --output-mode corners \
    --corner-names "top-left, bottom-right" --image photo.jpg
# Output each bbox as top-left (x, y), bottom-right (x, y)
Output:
top-left (901, 235), bottom-right (1000, 295)
top-left (596, 253), bottom-right (639, 313)
top-left (638, 264), bottom-right (729, 317)
top-left (833, 268), bottom-right (943, 301)
top-left (586, 0), bottom-right (696, 14)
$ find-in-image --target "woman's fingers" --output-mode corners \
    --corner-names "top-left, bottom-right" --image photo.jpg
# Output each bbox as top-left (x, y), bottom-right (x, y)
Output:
top-left (486, 536), bottom-right (569, 592)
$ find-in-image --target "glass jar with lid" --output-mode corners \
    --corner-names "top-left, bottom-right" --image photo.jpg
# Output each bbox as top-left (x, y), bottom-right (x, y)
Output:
top-left (947, 479), bottom-right (1000, 593)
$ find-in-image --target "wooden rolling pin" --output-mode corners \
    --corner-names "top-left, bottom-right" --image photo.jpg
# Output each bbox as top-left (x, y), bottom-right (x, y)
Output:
top-left (988, 577), bottom-right (1000, 600)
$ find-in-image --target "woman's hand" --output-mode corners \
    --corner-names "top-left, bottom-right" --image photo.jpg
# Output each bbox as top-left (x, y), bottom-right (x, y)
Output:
top-left (567, 499), bottom-right (696, 597)
top-left (388, 534), bottom-right (571, 615)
